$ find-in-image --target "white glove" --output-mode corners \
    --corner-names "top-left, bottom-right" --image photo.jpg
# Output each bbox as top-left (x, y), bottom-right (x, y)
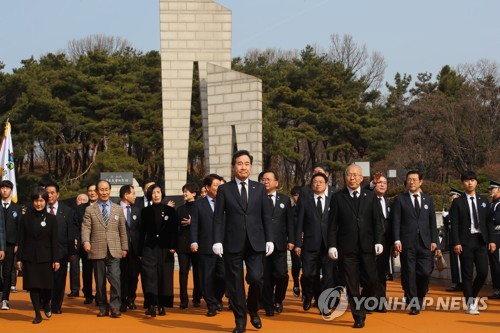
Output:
top-left (375, 243), bottom-right (383, 255)
top-left (328, 247), bottom-right (338, 260)
top-left (212, 243), bottom-right (223, 257)
top-left (265, 242), bottom-right (274, 256)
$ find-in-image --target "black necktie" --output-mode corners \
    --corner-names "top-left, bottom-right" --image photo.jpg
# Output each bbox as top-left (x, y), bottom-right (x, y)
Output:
top-left (352, 191), bottom-right (360, 212)
top-left (126, 205), bottom-right (131, 228)
top-left (240, 182), bottom-right (247, 208)
top-left (413, 194), bottom-right (420, 216)
top-left (268, 194), bottom-right (274, 208)
top-left (379, 197), bottom-right (386, 219)
top-left (316, 196), bottom-right (323, 217)
top-left (470, 197), bottom-right (479, 230)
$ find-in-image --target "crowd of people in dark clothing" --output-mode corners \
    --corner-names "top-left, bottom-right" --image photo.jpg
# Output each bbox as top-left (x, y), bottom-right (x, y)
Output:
top-left (0, 153), bottom-right (499, 331)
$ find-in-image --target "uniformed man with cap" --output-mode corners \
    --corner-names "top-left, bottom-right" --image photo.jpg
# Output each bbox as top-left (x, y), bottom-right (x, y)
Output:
top-left (488, 180), bottom-right (500, 299)
top-left (443, 187), bottom-right (463, 292)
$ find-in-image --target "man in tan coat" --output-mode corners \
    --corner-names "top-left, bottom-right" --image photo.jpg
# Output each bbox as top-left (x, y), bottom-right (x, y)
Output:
top-left (82, 180), bottom-right (128, 318)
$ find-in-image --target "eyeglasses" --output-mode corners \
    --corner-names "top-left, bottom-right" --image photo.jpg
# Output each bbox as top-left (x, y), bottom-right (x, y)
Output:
top-left (345, 173), bottom-right (361, 178)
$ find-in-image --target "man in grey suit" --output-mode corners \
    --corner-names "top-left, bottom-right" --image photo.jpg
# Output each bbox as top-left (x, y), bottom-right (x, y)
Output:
top-left (82, 180), bottom-right (128, 318)
top-left (213, 150), bottom-right (274, 333)
top-left (392, 170), bottom-right (440, 315)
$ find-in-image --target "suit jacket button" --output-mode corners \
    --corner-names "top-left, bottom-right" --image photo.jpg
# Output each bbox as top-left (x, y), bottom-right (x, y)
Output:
top-left (156, 234), bottom-right (159, 238)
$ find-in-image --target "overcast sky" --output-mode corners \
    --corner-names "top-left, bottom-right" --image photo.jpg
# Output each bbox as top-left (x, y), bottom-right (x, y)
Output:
top-left (1, 0), bottom-right (498, 87)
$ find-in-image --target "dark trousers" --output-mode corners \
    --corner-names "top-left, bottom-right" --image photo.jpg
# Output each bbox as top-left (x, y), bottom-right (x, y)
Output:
top-left (301, 249), bottom-right (335, 301)
top-left (69, 253), bottom-right (81, 294)
top-left (460, 234), bottom-right (489, 305)
top-left (290, 249), bottom-right (302, 288)
top-left (120, 251), bottom-right (141, 303)
top-left (178, 252), bottom-right (201, 305)
top-left (262, 249), bottom-right (288, 311)
top-left (81, 252), bottom-right (95, 298)
top-left (198, 254), bottom-right (226, 311)
top-left (400, 236), bottom-right (433, 310)
top-left (376, 246), bottom-right (391, 299)
top-left (224, 238), bottom-right (264, 328)
top-left (340, 252), bottom-right (378, 322)
top-left (0, 244), bottom-right (16, 301)
top-left (448, 245), bottom-right (462, 284)
top-left (93, 253), bottom-right (121, 310)
top-left (51, 260), bottom-right (68, 311)
top-left (489, 233), bottom-right (500, 290)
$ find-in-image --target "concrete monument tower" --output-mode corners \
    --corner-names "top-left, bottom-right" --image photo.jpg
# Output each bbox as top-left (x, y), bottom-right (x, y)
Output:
top-left (160, 0), bottom-right (263, 195)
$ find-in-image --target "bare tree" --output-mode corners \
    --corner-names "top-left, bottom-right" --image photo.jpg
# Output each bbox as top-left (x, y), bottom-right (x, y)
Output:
top-left (67, 34), bottom-right (133, 60)
top-left (456, 59), bottom-right (499, 83)
top-left (328, 33), bottom-right (387, 90)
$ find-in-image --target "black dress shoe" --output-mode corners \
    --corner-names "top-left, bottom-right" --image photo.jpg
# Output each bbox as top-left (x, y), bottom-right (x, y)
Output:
top-left (110, 308), bottom-right (121, 318)
top-left (53, 309), bottom-right (62, 314)
top-left (409, 309), bottom-right (420, 315)
top-left (97, 309), bottom-right (109, 317)
top-left (206, 309), bottom-right (217, 317)
top-left (146, 305), bottom-right (156, 317)
top-left (32, 316), bottom-right (42, 324)
top-left (265, 309), bottom-right (274, 317)
top-left (128, 301), bottom-right (137, 310)
top-left (44, 304), bottom-right (52, 318)
top-left (119, 304), bottom-right (127, 313)
top-left (250, 312), bottom-right (262, 329)
top-left (274, 302), bottom-right (283, 313)
top-left (445, 284), bottom-right (463, 292)
top-left (232, 325), bottom-right (246, 333)
top-left (193, 301), bottom-right (201, 308)
top-left (353, 319), bottom-right (365, 328)
top-left (216, 301), bottom-right (223, 312)
top-left (158, 306), bottom-right (166, 316)
top-left (303, 297), bottom-right (312, 311)
top-left (67, 292), bottom-right (79, 298)
top-left (84, 297), bottom-right (93, 304)
top-left (386, 274), bottom-right (393, 281)
top-left (293, 286), bottom-right (300, 297)
top-left (374, 306), bottom-right (387, 313)
top-left (179, 302), bottom-right (188, 309)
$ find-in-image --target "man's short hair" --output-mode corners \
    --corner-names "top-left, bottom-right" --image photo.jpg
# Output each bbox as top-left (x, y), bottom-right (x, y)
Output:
top-left (203, 174), bottom-right (222, 188)
top-left (311, 172), bottom-right (328, 183)
top-left (291, 185), bottom-right (302, 196)
top-left (0, 180), bottom-right (14, 189)
top-left (119, 185), bottom-right (134, 199)
top-left (87, 183), bottom-right (96, 191)
top-left (461, 170), bottom-right (478, 182)
top-left (262, 170), bottom-right (279, 182)
top-left (96, 179), bottom-right (111, 190)
top-left (45, 181), bottom-right (60, 193)
top-left (231, 150), bottom-right (253, 166)
top-left (142, 178), bottom-right (156, 188)
top-left (406, 169), bottom-right (423, 180)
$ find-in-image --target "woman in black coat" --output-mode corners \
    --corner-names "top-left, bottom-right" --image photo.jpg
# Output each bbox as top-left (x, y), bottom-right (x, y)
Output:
top-left (176, 183), bottom-right (201, 308)
top-left (16, 187), bottom-right (60, 324)
top-left (139, 184), bottom-right (178, 317)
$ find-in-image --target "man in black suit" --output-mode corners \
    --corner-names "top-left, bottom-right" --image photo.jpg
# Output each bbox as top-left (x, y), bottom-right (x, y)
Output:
top-left (260, 170), bottom-right (294, 316)
top-left (213, 150), bottom-right (274, 333)
top-left (190, 174), bottom-right (226, 317)
top-left (45, 182), bottom-right (75, 314)
top-left (289, 185), bottom-right (302, 297)
top-left (73, 183), bottom-right (99, 305)
top-left (369, 174), bottom-right (392, 311)
top-left (392, 170), bottom-right (440, 315)
top-left (443, 188), bottom-right (463, 292)
top-left (135, 178), bottom-right (156, 209)
top-left (488, 180), bottom-right (500, 299)
top-left (0, 180), bottom-right (19, 310)
top-left (450, 171), bottom-right (496, 314)
top-left (328, 164), bottom-right (384, 328)
top-left (118, 185), bottom-right (142, 312)
top-left (294, 173), bottom-right (335, 312)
